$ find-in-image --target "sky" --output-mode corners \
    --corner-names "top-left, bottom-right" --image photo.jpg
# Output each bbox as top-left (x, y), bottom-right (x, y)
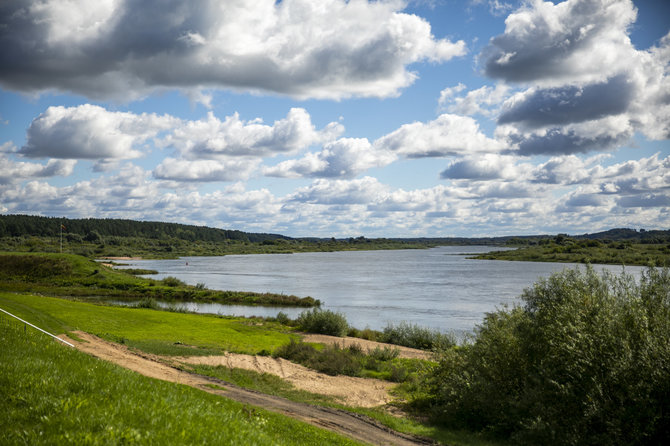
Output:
top-left (0, 0), bottom-right (669, 238)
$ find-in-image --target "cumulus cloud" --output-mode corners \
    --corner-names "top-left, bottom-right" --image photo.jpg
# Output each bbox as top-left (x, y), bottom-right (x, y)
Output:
top-left (153, 158), bottom-right (259, 182)
top-left (500, 115), bottom-right (634, 155)
top-left (290, 176), bottom-right (388, 205)
top-left (19, 105), bottom-right (177, 161)
top-left (375, 113), bottom-right (504, 157)
top-left (161, 108), bottom-right (341, 159)
top-left (264, 138), bottom-right (396, 179)
top-left (440, 154), bottom-right (525, 180)
top-left (0, 156), bottom-right (76, 185)
top-left (0, 0), bottom-right (465, 100)
top-left (480, 0), bottom-right (638, 85)
top-left (439, 83), bottom-right (510, 116)
top-left (17, 104), bottom-right (345, 182)
top-left (475, 0), bottom-right (670, 156)
top-left (498, 75), bottom-right (634, 128)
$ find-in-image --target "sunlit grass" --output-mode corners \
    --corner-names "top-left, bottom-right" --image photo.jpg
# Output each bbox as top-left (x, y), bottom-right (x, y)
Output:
top-left (0, 292), bottom-right (297, 355)
top-left (0, 318), bottom-right (363, 446)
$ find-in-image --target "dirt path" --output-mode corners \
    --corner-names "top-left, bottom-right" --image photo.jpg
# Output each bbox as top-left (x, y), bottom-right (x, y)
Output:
top-left (302, 334), bottom-right (433, 361)
top-left (64, 331), bottom-right (434, 446)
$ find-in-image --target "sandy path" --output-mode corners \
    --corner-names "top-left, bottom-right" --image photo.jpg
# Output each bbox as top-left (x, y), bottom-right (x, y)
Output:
top-left (174, 353), bottom-right (394, 407)
top-left (64, 331), bottom-right (433, 446)
top-left (302, 334), bottom-right (433, 361)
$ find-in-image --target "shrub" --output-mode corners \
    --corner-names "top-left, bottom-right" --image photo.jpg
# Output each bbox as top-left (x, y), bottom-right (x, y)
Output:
top-left (368, 346), bottom-right (400, 361)
top-left (274, 311), bottom-right (292, 326)
top-left (380, 321), bottom-right (454, 350)
top-left (426, 266), bottom-right (670, 445)
top-left (296, 308), bottom-right (348, 337)
top-left (161, 276), bottom-right (186, 287)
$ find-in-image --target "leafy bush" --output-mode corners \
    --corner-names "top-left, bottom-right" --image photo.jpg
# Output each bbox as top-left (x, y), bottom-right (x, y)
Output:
top-left (368, 346), bottom-right (400, 361)
top-left (274, 339), bottom-right (415, 379)
top-left (379, 321), bottom-right (454, 350)
top-left (426, 266), bottom-right (670, 445)
top-left (297, 308), bottom-right (348, 337)
top-left (347, 327), bottom-right (380, 341)
top-left (161, 276), bottom-right (186, 287)
top-left (275, 311), bottom-right (292, 326)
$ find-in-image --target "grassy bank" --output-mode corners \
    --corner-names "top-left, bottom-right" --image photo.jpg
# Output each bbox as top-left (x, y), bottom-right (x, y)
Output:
top-left (0, 252), bottom-right (319, 307)
top-left (0, 234), bottom-right (432, 259)
top-left (0, 292), bottom-right (296, 356)
top-left (0, 291), bottom-right (502, 446)
top-left (473, 238), bottom-right (670, 266)
top-left (0, 316), bottom-right (363, 446)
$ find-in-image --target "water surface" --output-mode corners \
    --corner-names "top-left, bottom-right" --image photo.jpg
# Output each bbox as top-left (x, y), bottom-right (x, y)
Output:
top-left (122, 246), bottom-right (642, 333)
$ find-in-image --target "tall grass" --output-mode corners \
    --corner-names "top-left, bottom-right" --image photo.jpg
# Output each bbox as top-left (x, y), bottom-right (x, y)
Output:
top-left (380, 321), bottom-right (455, 350)
top-left (297, 308), bottom-right (349, 337)
top-left (0, 316), bottom-right (362, 446)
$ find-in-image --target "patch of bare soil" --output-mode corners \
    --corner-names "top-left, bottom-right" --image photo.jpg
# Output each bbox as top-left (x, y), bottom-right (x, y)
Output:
top-left (173, 353), bottom-right (394, 407)
top-left (302, 334), bottom-right (433, 361)
top-left (63, 331), bottom-right (434, 446)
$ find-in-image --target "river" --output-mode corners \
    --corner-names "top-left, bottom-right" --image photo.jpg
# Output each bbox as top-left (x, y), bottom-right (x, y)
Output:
top-left (120, 246), bottom-right (644, 334)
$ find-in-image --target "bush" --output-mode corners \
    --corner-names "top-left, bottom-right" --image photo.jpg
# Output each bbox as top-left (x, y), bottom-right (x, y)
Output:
top-left (380, 321), bottom-right (454, 350)
top-left (296, 308), bottom-right (348, 337)
top-left (274, 311), bottom-right (292, 326)
top-left (161, 276), bottom-right (186, 287)
top-left (426, 266), bottom-right (670, 445)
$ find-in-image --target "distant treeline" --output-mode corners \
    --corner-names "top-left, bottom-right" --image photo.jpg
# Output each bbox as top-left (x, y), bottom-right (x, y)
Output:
top-left (1, 214), bottom-right (668, 246)
top-left (0, 215), bottom-right (289, 243)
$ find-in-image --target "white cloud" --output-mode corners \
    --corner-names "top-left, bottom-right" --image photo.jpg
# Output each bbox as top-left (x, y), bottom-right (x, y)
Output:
top-left (161, 108), bottom-right (342, 159)
top-left (375, 113), bottom-right (504, 157)
top-left (440, 154), bottom-right (526, 180)
top-left (19, 105), bottom-right (177, 161)
top-left (290, 176), bottom-right (388, 205)
top-left (439, 83), bottom-right (510, 116)
top-left (476, 0), bottom-right (670, 154)
top-left (480, 0), bottom-right (638, 85)
top-left (0, 156), bottom-right (76, 185)
top-left (0, 0), bottom-right (466, 100)
top-left (153, 158), bottom-right (259, 182)
top-left (264, 138), bottom-right (396, 179)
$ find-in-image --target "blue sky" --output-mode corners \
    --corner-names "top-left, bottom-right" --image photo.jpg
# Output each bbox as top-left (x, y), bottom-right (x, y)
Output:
top-left (0, 0), bottom-right (668, 237)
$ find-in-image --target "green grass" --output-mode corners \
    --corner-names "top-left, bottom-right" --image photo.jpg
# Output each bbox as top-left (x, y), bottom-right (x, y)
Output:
top-left (473, 240), bottom-right (670, 266)
top-left (188, 363), bottom-right (504, 446)
top-left (0, 291), bottom-right (504, 446)
top-left (0, 252), bottom-right (319, 306)
top-left (0, 292), bottom-right (297, 355)
top-left (0, 234), bottom-right (432, 259)
top-left (0, 318), bottom-right (363, 446)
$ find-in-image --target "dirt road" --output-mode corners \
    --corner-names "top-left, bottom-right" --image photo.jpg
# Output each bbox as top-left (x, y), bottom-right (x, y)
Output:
top-left (64, 331), bottom-right (435, 446)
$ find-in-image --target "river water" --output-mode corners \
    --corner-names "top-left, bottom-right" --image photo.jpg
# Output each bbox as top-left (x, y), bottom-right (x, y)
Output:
top-left (121, 246), bottom-right (643, 334)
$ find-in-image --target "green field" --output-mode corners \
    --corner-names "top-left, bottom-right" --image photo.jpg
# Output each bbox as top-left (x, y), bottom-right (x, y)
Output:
top-left (474, 239), bottom-right (670, 266)
top-left (0, 292), bottom-right (295, 356)
top-left (0, 252), bottom-right (318, 307)
top-left (0, 316), bottom-right (363, 446)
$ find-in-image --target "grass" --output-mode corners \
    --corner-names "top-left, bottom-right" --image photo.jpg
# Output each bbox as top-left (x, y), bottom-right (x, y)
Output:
top-left (0, 292), bottom-right (297, 355)
top-left (0, 252), bottom-right (319, 307)
top-left (0, 291), bottom-right (504, 446)
top-left (187, 363), bottom-right (504, 446)
top-left (473, 240), bottom-right (670, 266)
top-left (0, 317), bottom-right (363, 446)
top-left (0, 234), bottom-right (433, 259)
